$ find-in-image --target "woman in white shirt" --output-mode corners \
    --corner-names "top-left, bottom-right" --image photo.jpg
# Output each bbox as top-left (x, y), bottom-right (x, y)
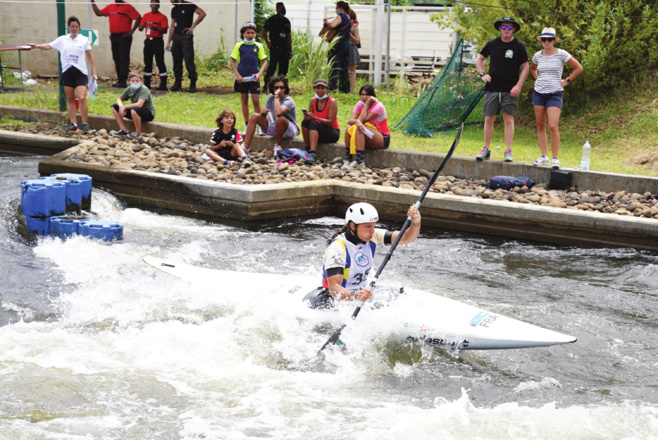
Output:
top-left (530, 27), bottom-right (583, 169)
top-left (28, 16), bottom-right (98, 134)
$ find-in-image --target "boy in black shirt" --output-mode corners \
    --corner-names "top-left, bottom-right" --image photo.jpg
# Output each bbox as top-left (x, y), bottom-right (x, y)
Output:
top-left (205, 109), bottom-right (252, 167)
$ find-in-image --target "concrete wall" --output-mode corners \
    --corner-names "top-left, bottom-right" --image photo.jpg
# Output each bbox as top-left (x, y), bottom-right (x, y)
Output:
top-left (0, 0), bottom-right (250, 78)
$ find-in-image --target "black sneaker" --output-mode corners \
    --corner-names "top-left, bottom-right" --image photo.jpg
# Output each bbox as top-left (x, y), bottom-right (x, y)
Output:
top-left (113, 129), bottom-right (130, 137)
top-left (306, 152), bottom-right (317, 165)
top-left (81, 123), bottom-right (90, 134)
top-left (112, 82), bottom-right (127, 88)
top-left (66, 123), bottom-right (79, 134)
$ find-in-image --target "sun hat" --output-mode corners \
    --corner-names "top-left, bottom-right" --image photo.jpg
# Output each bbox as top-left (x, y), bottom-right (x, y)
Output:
top-left (493, 16), bottom-right (521, 33)
top-left (536, 27), bottom-right (560, 41)
top-left (314, 78), bottom-right (329, 88)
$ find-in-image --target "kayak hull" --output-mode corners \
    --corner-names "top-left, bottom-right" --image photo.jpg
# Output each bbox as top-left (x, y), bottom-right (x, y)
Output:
top-left (143, 256), bottom-right (577, 351)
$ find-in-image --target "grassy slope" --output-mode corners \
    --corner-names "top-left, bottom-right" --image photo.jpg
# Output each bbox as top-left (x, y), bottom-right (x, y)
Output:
top-left (1, 69), bottom-right (656, 176)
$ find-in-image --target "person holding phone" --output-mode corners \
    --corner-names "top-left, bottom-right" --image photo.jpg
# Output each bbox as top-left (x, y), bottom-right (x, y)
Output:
top-left (300, 78), bottom-right (340, 165)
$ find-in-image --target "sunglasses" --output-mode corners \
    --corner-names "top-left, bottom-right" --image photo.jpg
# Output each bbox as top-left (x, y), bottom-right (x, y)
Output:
top-left (541, 37), bottom-right (555, 42)
top-left (500, 25), bottom-right (515, 30)
top-left (243, 22), bottom-right (257, 29)
top-left (273, 86), bottom-right (285, 90)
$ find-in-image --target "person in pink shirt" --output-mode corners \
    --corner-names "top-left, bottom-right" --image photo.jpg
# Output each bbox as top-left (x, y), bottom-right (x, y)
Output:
top-left (343, 84), bottom-right (390, 168)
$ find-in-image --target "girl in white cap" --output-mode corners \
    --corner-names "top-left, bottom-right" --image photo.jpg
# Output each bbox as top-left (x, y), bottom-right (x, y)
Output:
top-left (530, 27), bottom-right (583, 169)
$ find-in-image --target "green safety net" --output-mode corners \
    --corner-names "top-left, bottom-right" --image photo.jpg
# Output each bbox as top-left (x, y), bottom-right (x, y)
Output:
top-left (396, 39), bottom-right (484, 137)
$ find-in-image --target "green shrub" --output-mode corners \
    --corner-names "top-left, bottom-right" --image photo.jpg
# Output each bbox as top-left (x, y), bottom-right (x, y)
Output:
top-left (287, 30), bottom-right (336, 91)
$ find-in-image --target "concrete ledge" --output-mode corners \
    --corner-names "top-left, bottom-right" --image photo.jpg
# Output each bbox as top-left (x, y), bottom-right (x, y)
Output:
top-left (3, 105), bottom-right (658, 194)
top-left (0, 129), bottom-right (79, 155)
top-left (38, 146), bottom-right (658, 252)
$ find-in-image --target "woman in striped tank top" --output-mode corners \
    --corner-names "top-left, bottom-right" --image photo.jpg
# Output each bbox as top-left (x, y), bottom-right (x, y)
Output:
top-left (530, 27), bottom-right (583, 169)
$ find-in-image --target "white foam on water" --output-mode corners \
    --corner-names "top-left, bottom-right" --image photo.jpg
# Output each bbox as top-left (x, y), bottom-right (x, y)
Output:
top-left (0, 216), bottom-right (656, 439)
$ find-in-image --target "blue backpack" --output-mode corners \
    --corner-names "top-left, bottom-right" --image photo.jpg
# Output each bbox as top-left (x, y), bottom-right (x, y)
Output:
top-left (276, 148), bottom-right (308, 164)
top-left (485, 176), bottom-right (535, 190)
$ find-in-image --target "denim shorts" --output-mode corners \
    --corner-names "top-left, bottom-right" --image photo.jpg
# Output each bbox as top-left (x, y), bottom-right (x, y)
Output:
top-left (532, 90), bottom-right (564, 109)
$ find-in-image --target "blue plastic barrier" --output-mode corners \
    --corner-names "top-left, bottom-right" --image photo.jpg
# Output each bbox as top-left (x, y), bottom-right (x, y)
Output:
top-left (21, 180), bottom-right (66, 217)
top-left (47, 173), bottom-right (92, 210)
top-left (79, 220), bottom-right (123, 241)
top-left (24, 216), bottom-right (50, 236)
top-left (50, 216), bottom-right (90, 239)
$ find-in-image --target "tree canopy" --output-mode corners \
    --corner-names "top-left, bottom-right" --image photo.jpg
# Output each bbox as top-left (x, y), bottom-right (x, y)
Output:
top-left (431, 0), bottom-right (658, 101)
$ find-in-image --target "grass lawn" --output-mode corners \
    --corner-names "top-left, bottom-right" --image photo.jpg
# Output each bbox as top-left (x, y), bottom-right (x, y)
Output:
top-left (1, 69), bottom-right (657, 176)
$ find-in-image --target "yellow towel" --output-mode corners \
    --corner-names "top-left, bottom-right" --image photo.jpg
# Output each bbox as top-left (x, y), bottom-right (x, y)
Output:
top-left (348, 122), bottom-right (378, 154)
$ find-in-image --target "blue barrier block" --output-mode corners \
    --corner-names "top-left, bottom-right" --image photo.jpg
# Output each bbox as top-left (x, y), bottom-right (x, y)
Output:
top-left (24, 216), bottom-right (50, 236)
top-left (47, 174), bottom-right (92, 210)
top-left (21, 180), bottom-right (66, 217)
top-left (49, 215), bottom-right (90, 239)
top-left (79, 220), bottom-right (123, 241)
top-left (41, 176), bottom-right (83, 213)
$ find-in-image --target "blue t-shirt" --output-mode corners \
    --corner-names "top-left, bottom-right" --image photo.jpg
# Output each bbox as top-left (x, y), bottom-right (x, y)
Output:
top-left (231, 41), bottom-right (267, 77)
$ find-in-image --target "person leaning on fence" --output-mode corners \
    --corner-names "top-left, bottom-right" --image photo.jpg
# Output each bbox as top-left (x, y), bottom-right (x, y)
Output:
top-left (27, 16), bottom-right (98, 134)
top-left (301, 79), bottom-right (340, 165)
top-left (343, 84), bottom-right (390, 168)
top-left (90, 0), bottom-right (141, 88)
top-left (110, 72), bottom-right (156, 137)
top-left (262, 2), bottom-right (292, 90)
top-left (475, 16), bottom-right (529, 163)
top-left (347, 8), bottom-right (361, 94)
top-left (530, 27), bottom-right (583, 170)
top-left (139, 0), bottom-right (169, 91)
top-left (242, 75), bottom-right (299, 153)
top-left (322, 1), bottom-right (352, 93)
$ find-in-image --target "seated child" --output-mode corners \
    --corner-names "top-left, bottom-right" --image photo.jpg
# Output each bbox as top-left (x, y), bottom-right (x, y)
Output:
top-left (205, 109), bottom-right (252, 167)
top-left (110, 71), bottom-right (156, 137)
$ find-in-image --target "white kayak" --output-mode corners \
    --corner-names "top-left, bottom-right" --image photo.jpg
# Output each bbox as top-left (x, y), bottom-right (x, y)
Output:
top-left (143, 256), bottom-right (577, 351)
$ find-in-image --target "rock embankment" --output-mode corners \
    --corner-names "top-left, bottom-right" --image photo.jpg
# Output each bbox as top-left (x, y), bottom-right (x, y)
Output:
top-left (8, 125), bottom-right (658, 220)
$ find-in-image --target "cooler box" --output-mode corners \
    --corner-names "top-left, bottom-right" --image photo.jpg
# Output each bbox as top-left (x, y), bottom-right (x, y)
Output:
top-left (20, 179), bottom-right (66, 217)
top-left (79, 220), bottom-right (123, 241)
top-left (47, 173), bottom-right (92, 210)
top-left (549, 170), bottom-right (572, 190)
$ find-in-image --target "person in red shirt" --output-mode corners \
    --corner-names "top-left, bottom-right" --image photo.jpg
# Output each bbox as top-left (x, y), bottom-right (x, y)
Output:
top-left (139, 0), bottom-right (169, 90)
top-left (91, 0), bottom-right (141, 88)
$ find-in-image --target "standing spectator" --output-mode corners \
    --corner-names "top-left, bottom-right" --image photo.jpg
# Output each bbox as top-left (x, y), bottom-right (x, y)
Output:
top-left (301, 78), bottom-right (339, 165)
top-left (231, 22), bottom-right (268, 132)
top-left (28, 16), bottom-right (98, 134)
top-left (90, 0), bottom-right (141, 88)
top-left (322, 1), bottom-right (351, 94)
top-left (347, 8), bottom-right (361, 94)
top-left (110, 71), bottom-right (156, 137)
top-left (262, 2), bottom-right (292, 90)
top-left (139, 0), bottom-right (169, 91)
top-left (166, 0), bottom-right (206, 93)
top-left (243, 76), bottom-right (299, 153)
top-left (475, 16), bottom-right (529, 163)
top-left (530, 27), bottom-right (583, 169)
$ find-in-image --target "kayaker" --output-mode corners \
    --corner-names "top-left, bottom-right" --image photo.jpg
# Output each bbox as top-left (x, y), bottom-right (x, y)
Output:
top-left (320, 202), bottom-right (421, 305)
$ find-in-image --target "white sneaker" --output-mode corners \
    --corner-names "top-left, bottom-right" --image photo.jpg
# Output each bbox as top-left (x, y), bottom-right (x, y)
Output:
top-left (533, 156), bottom-right (549, 166)
top-left (350, 160), bottom-right (365, 169)
top-left (273, 144), bottom-right (282, 153)
top-left (551, 158), bottom-right (560, 169)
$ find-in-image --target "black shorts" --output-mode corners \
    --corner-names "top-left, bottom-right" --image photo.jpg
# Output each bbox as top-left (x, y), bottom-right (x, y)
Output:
top-left (111, 104), bottom-right (155, 122)
top-left (60, 67), bottom-right (88, 88)
top-left (301, 119), bottom-right (340, 144)
top-left (234, 79), bottom-right (261, 94)
top-left (212, 147), bottom-right (237, 161)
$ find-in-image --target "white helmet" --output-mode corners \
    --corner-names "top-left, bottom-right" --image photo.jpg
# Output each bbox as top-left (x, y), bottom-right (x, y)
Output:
top-left (345, 202), bottom-right (379, 224)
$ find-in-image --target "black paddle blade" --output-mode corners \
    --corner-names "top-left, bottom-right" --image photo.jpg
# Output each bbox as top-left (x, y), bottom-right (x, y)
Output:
top-left (319, 324), bottom-right (346, 352)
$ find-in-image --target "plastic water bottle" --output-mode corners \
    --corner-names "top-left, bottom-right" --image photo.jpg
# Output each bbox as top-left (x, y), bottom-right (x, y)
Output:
top-left (361, 126), bottom-right (375, 139)
top-left (580, 140), bottom-right (591, 170)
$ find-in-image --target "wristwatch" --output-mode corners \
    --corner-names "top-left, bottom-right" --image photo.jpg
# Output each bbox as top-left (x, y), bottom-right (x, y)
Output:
top-left (565, 78), bottom-right (571, 83)
top-left (479, 72), bottom-right (486, 77)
